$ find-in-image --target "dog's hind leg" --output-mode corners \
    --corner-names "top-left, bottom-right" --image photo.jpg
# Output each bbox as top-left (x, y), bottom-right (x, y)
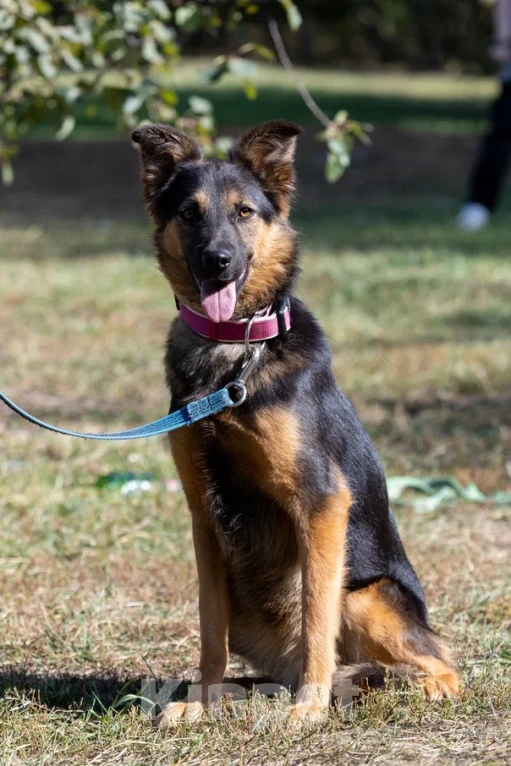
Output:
top-left (155, 427), bottom-right (230, 728)
top-left (338, 577), bottom-right (459, 701)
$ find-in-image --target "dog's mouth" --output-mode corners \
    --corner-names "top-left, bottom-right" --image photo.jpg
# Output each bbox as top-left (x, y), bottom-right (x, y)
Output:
top-left (200, 280), bottom-right (237, 323)
top-left (197, 270), bottom-right (247, 323)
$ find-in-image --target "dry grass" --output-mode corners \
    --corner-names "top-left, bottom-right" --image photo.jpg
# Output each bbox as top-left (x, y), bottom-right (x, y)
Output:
top-left (0, 208), bottom-right (510, 764)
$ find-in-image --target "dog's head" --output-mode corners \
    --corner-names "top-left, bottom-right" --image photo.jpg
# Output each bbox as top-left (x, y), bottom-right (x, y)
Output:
top-left (132, 121), bottom-right (301, 321)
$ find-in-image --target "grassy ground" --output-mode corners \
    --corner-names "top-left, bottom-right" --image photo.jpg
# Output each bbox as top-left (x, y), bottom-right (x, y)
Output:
top-left (34, 63), bottom-right (497, 139)
top-left (0, 201), bottom-right (510, 764)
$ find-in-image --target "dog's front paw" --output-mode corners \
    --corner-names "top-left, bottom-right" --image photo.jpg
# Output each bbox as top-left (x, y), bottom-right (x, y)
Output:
top-left (420, 671), bottom-right (460, 701)
top-left (153, 701), bottom-right (204, 728)
top-left (288, 701), bottom-right (328, 729)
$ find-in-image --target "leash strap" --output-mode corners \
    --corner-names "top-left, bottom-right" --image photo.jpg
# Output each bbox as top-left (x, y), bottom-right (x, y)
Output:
top-left (0, 387), bottom-right (234, 441)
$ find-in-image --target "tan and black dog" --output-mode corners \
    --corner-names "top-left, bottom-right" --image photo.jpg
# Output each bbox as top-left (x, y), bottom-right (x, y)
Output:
top-left (132, 121), bottom-right (460, 726)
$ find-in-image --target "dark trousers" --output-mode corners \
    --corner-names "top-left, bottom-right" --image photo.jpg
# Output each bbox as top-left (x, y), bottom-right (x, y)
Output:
top-left (468, 81), bottom-right (511, 211)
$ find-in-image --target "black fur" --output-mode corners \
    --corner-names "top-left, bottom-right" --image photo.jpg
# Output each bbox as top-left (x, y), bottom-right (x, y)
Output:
top-left (166, 296), bottom-right (431, 637)
top-left (133, 121), bottom-right (451, 691)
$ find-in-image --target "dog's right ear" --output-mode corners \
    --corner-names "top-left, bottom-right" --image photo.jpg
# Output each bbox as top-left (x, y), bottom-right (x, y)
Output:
top-left (132, 124), bottom-right (201, 218)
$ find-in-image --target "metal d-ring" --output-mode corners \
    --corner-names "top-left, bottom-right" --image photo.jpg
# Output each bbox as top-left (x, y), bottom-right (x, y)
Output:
top-left (225, 314), bottom-right (265, 408)
top-left (245, 313), bottom-right (257, 354)
top-left (237, 342), bottom-right (263, 383)
top-left (226, 380), bottom-right (247, 407)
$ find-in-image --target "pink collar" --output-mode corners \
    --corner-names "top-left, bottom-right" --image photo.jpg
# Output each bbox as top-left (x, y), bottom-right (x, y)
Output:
top-left (179, 301), bottom-right (291, 343)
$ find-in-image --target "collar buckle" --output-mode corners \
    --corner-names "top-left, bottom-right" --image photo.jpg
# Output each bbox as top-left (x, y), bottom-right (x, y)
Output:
top-left (277, 296), bottom-right (291, 337)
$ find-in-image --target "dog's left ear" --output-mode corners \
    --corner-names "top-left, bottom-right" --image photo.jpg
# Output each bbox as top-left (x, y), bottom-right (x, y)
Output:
top-left (230, 120), bottom-right (302, 216)
top-left (132, 124), bottom-right (201, 219)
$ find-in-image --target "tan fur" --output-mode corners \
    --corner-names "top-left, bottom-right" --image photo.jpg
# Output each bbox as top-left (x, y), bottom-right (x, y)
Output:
top-left (223, 188), bottom-right (253, 210)
top-left (237, 219), bottom-right (296, 317)
top-left (158, 221), bottom-right (203, 310)
top-left (194, 189), bottom-right (210, 213)
top-left (132, 124), bottom-right (201, 219)
top-left (155, 200), bottom-right (295, 320)
top-left (342, 578), bottom-right (460, 699)
top-left (230, 121), bottom-right (301, 216)
top-left (169, 427), bottom-right (229, 704)
top-left (134, 122), bottom-right (459, 728)
top-left (226, 408), bottom-right (350, 715)
top-left (215, 406), bottom-right (301, 508)
top-left (294, 486), bottom-right (351, 717)
top-left (167, 410), bottom-right (353, 725)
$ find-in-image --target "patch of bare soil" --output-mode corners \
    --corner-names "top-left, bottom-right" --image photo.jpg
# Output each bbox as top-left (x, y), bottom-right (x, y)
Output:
top-left (0, 128), bottom-right (478, 221)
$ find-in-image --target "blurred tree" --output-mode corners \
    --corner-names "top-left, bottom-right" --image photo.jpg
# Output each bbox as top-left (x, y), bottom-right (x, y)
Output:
top-left (0, 0), bottom-right (360, 185)
top-left (291, 0), bottom-right (492, 70)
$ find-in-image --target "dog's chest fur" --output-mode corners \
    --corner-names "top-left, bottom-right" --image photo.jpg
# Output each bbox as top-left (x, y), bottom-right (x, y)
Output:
top-left (166, 318), bottom-right (304, 616)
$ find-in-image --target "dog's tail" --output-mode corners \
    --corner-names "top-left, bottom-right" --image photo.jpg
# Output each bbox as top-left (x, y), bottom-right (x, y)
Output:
top-left (332, 663), bottom-right (418, 702)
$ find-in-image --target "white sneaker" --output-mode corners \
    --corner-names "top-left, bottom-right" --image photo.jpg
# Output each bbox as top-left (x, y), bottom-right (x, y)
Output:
top-left (456, 202), bottom-right (490, 231)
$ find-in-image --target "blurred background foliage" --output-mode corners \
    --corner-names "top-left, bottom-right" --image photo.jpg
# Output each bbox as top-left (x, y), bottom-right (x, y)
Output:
top-left (253, 1), bottom-right (493, 72)
top-left (0, 0), bottom-right (496, 185)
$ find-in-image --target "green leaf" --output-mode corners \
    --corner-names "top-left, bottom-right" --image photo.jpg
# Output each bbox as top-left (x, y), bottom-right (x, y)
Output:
top-left (14, 45), bottom-right (30, 65)
top-left (33, 1), bottom-right (52, 13)
top-left (38, 54), bottom-right (57, 79)
top-left (227, 56), bottom-right (258, 77)
top-left (123, 95), bottom-right (144, 115)
top-left (200, 60), bottom-right (228, 84)
top-left (151, 20), bottom-right (175, 44)
top-left (147, 0), bottom-right (171, 21)
top-left (63, 86), bottom-right (82, 104)
top-left (324, 135), bottom-right (353, 183)
top-left (18, 27), bottom-right (50, 54)
top-left (1, 159), bottom-right (14, 187)
top-left (328, 135), bottom-right (353, 162)
top-left (159, 88), bottom-right (178, 106)
top-left (57, 26), bottom-right (84, 44)
top-left (250, 43), bottom-right (275, 62)
top-left (243, 79), bottom-right (258, 100)
top-left (175, 3), bottom-right (203, 33)
top-left (117, 1), bottom-right (145, 33)
top-left (55, 114), bottom-right (76, 141)
top-left (334, 110), bottom-right (348, 125)
top-left (278, 0), bottom-right (302, 31)
top-left (325, 151), bottom-right (345, 183)
top-left (197, 113), bottom-right (214, 132)
top-left (61, 48), bottom-right (83, 73)
top-left (0, 11), bottom-right (15, 32)
top-left (142, 36), bottom-right (163, 64)
top-left (90, 50), bottom-right (105, 68)
top-left (214, 136), bottom-right (234, 156)
top-left (188, 95), bottom-right (213, 114)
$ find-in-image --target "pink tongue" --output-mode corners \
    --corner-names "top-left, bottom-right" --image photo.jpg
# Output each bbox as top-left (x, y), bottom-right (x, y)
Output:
top-left (200, 280), bottom-right (237, 322)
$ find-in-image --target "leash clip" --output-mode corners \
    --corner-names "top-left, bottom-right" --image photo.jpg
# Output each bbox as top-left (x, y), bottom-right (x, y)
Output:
top-left (226, 330), bottom-right (264, 407)
top-left (277, 295), bottom-right (290, 337)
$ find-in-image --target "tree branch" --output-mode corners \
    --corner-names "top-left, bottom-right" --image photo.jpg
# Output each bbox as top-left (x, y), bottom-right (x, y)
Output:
top-left (267, 18), bottom-right (332, 129)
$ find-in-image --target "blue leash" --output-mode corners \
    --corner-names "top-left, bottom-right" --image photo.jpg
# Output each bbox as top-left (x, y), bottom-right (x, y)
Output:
top-left (0, 386), bottom-right (239, 440)
top-left (0, 339), bottom-right (260, 441)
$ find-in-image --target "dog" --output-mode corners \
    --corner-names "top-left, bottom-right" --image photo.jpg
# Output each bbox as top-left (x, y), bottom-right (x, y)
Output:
top-left (132, 120), bottom-right (460, 726)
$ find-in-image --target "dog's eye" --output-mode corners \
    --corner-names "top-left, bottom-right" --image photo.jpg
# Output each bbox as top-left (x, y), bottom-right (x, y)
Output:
top-left (238, 207), bottom-right (254, 219)
top-left (180, 208), bottom-right (198, 221)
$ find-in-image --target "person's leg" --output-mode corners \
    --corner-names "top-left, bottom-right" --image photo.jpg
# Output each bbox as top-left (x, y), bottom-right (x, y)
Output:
top-left (467, 80), bottom-right (511, 212)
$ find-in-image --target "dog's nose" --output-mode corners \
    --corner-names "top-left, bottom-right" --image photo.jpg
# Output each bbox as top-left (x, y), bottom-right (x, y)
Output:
top-left (202, 249), bottom-right (231, 275)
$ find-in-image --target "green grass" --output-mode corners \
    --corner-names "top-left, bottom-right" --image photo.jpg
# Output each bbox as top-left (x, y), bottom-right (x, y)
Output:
top-left (0, 202), bottom-right (510, 764)
top-left (34, 63), bottom-right (497, 140)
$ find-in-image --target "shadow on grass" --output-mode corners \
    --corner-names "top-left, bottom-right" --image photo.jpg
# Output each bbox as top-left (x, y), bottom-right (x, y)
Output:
top-left (295, 203), bottom-right (511, 257)
top-left (178, 88), bottom-right (490, 132)
top-left (0, 669), bottom-right (271, 713)
top-left (33, 87), bottom-right (491, 137)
